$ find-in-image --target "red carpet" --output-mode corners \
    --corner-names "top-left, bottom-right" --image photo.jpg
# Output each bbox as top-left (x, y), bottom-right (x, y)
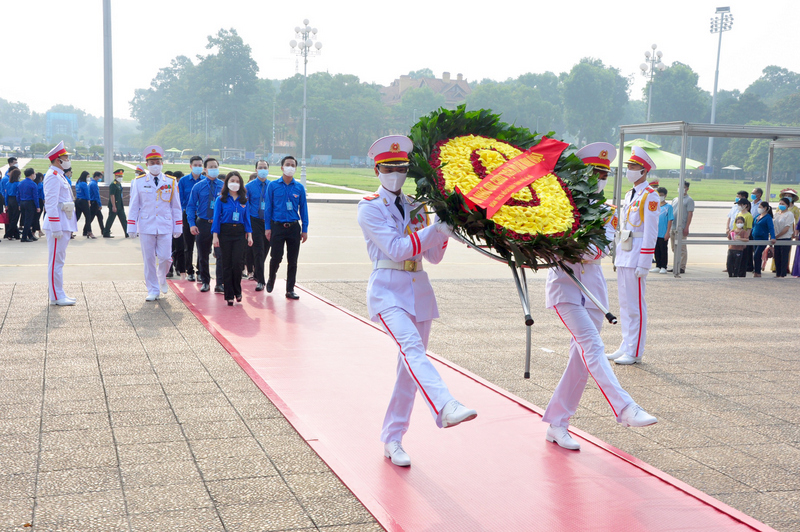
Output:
top-left (170, 280), bottom-right (774, 532)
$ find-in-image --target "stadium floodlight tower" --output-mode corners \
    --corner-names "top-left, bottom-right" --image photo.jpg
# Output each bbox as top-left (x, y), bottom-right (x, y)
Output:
top-left (705, 6), bottom-right (734, 175)
top-left (289, 20), bottom-right (323, 187)
top-left (640, 44), bottom-right (666, 140)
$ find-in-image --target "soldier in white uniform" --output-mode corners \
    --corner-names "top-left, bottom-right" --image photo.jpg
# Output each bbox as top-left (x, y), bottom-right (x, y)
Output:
top-left (42, 141), bottom-right (78, 306)
top-left (357, 135), bottom-right (478, 468)
top-left (128, 145), bottom-right (183, 301)
top-left (542, 143), bottom-right (657, 450)
top-left (607, 146), bottom-right (659, 365)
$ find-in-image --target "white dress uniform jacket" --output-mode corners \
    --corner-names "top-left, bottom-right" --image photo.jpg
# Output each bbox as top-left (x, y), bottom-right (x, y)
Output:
top-left (614, 181), bottom-right (659, 269)
top-left (127, 173), bottom-right (182, 235)
top-left (357, 186), bottom-right (449, 322)
top-left (42, 166), bottom-right (78, 234)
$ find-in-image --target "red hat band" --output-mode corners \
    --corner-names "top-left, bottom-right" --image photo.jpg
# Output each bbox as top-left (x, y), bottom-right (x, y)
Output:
top-left (582, 156), bottom-right (611, 169)
top-left (48, 147), bottom-right (67, 162)
top-left (628, 154), bottom-right (651, 172)
top-left (374, 151), bottom-right (409, 164)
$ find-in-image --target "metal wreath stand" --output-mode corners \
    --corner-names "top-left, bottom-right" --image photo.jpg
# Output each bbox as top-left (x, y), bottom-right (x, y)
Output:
top-left (449, 231), bottom-right (617, 379)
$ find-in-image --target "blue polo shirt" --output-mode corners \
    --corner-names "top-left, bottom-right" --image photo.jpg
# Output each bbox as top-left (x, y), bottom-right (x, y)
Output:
top-left (187, 177), bottom-right (224, 227)
top-left (211, 196), bottom-right (252, 234)
top-left (657, 203), bottom-right (674, 238)
top-left (5, 181), bottom-right (19, 201)
top-left (245, 178), bottom-right (270, 220)
top-left (89, 179), bottom-right (102, 202)
top-left (37, 181), bottom-right (44, 207)
top-left (178, 173), bottom-right (202, 211)
top-left (264, 177), bottom-right (308, 232)
top-left (17, 178), bottom-right (38, 203)
top-left (76, 181), bottom-right (90, 200)
top-left (1, 174), bottom-right (9, 200)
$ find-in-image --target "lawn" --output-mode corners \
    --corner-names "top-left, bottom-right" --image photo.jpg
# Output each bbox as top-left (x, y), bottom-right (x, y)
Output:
top-left (603, 176), bottom-right (793, 202)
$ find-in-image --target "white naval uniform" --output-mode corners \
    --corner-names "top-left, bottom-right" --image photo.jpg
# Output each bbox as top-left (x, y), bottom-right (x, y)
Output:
top-left (127, 172), bottom-right (183, 295)
top-left (42, 166), bottom-right (78, 302)
top-left (613, 181), bottom-right (660, 361)
top-left (542, 207), bottom-right (634, 426)
top-left (357, 186), bottom-right (452, 444)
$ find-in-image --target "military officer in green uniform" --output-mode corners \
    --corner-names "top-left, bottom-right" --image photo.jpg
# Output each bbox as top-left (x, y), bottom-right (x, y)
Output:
top-left (104, 169), bottom-right (128, 238)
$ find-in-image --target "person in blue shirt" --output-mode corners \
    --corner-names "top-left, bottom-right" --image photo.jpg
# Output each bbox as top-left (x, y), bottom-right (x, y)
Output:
top-left (34, 172), bottom-right (45, 237)
top-left (178, 156), bottom-right (205, 281)
top-left (3, 168), bottom-right (21, 240)
top-left (211, 171), bottom-right (253, 305)
top-left (188, 157), bottom-right (225, 293)
top-left (89, 171), bottom-right (106, 237)
top-left (751, 201), bottom-right (776, 277)
top-left (17, 168), bottom-right (40, 242)
top-left (245, 160), bottom-right (272, 291)
top-left (1, 157), bottom-right (17, 215)
top-left (650, 187), bottom-right (673, 274)
top-left (75, 171), bottom-right (95, 238)
top-left (264, 156), bottom-right (309, 300)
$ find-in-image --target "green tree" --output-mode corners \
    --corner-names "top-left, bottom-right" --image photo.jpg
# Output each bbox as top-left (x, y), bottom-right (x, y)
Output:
top-left (562, 58), bottom-right (629, 143)
top-left (407, 68), bottom-right (434, 79)
top-left (745, 66), bottom-right (800, 107)
top-left (648, 62), bottom-right (710, 123)
top-left (466, 81), bottom-right (561, 134)
top-left (393, 87), bottom-right (445, 132)
top-left (716, 91), bottom-right (769, 125)
top-left (771, 93), bottom-right (800, 125)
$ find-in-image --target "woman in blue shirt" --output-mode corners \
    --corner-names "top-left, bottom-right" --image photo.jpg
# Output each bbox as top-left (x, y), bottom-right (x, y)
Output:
top-left (34, 173), bottom-right (45, 237)
top-left (75, 171), bottom-right (96, 238)
top-left (212, 171), bottom-right (253, 305)
top-left (751, 201), bottom-right (776, 277)
top-left (3, 168), bottom-right (21, 240)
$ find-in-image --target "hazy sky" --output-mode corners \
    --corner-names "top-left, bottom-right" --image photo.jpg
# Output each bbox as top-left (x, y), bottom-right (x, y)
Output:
top-left (4, 0), bottom-right (799, 121)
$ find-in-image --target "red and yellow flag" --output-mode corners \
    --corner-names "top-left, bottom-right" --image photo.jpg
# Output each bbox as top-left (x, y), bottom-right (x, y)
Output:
top-left (464, 137), bottom-right (569, 218)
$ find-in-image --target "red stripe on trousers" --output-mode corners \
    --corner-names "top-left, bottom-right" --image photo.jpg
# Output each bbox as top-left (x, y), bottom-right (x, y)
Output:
top-left (554, 305), bottom-right (618, 417)
top-left (635, 277), bottom-right (643, 358)
top-left (378, 313), bottom-right (439, 415)
top-left (50, 237), bottom-right (58, 300)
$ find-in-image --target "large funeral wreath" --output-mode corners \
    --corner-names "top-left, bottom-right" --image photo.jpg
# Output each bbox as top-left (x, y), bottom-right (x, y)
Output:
top-left (408, 105), bottom-right (611, 270)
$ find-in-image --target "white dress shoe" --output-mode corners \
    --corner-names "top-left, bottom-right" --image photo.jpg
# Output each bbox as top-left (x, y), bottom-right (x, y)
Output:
top-left (659, 268), bottom-right (668, 274)
top-left (606, 349), bottom-right (626, 361)
top-left (145, 293), bottom-right (160, 302)
top-left (614, 354), bottom-right (640, 365)
top-left (160, 282), bottom-right (169, 295)
top-left (50, 298), bottom-right (76, 306)
top-left (440, 400), bottom-right (477, 428)
top-left (620, 403), bottom-right (657, 427)
top-left (384, 441), bottom-right (411, 467)
top-left (649, 267), bottom-right (660, 273)
top-left (546, 424), bottom-right (580, 450)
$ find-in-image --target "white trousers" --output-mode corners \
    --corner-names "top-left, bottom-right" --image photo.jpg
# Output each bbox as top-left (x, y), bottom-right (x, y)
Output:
top-left (542, 303), bottom-right (633, 427)
top-left (616, 266), bottom-right (647, 360)
top-left (377, 307), bottom-right (455, 443)
top-left (139, 233), bottom-right (173, 295)
top-left (46, 231), bottom-right (70, 301)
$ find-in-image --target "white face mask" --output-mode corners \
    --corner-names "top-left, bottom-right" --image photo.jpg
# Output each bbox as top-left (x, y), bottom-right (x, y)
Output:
top-left (115, 175), bottom-right (123, 181)
top-left (758, 207), bottom-right (766, 215)
top-left (738, 205), bottom-right (746, 211)
top-left (625, 168), bottom-right (643, 183)
top-left (736, 222), bottom-right (744, 229)
top-left (596, 179), bottom-right (607, 192)
top-left (379, 171), bottom-right (407, 192)
top-left (227, 182), bottom-right (240, 192)
top-left (60, 159), bottom-right (71, 170)
top-left (283, 166), bottom-right (296, 177)
top-left (659, 195), bottom-right (667, 202)
top-left (148, 164), bottom-right (162, 175)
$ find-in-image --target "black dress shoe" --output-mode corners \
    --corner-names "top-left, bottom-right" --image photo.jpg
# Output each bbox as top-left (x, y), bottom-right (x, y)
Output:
top-left (214, 285), bottom-right (224, 294)
top-left (166, 271), bottom-right (174, 278)
top-left (125, 233), bottom-right (130, 238)
top-left (103, 234), bottom-right (114, 238)
top-left (236, 295), bottom-right (242, 302)
top-left (285, 291), bottom-right (300, 300)
top-left (255, 282), bottom-right (264, 291)
top-left (30, 236), bottom-right (37, 241)
top-left (187, 274), bottom-right (196, 282)
top-left (227, 300), bottom-right (234, 306)
top-left (200, 283), bottom-right (210, 292)
top-left (20, 238), bottom-right (31, 243)
top-left (266, 279), bottom-right (275, 293)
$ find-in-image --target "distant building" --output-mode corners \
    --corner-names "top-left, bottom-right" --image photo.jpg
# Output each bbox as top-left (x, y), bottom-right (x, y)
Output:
top-left (381, 72), bottom-right (471, 107)
top-left (46, 112), bottom-right (78, 143)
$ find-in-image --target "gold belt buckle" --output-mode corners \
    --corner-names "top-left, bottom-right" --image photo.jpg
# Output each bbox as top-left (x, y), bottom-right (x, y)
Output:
top-left (403, 261), bottom-right (418, 272)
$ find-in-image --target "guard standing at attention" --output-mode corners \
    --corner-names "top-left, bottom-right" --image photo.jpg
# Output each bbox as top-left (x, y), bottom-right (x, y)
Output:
top-left (542, 143), bottom-right (657, 451)
top-left (246, 160), bottom-right (271, 291)
top-left (128, 145), bottom-right (183, 301)
top-left (104, 169), bottom-right (128, 238)
top-left (187, 157), bottom-right (224, 293)
top-left (264, 156), bottom-right (308, 300)
top-left (43, 141), bottom-right (78, 306)
top-left (606, 146), bottom-right (659, 365)
top-left (357, 135), bottom-right (477, 468)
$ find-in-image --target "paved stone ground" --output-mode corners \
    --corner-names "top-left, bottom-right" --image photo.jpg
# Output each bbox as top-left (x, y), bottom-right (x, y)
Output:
top-left (0, 281), bottom-right (381, 532)
top-left (304, 277), bottom-right (800, 532)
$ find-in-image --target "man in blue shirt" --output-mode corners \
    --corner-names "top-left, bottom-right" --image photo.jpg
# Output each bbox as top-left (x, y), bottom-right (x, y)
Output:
top-left (178, 156), bottom-right (205, 281)
top-left (17, 168), bottom-right (40, 242)
top-left (264, 156), bottom-right (308, 300)
top-left (89, 172), bottom-right (106, 237)
top-left (1, 157), bottom-right (18, 213)
top-left (188, 157), bottom-right (224, 293)
top-left (245, 160), bottom-right (271, 291)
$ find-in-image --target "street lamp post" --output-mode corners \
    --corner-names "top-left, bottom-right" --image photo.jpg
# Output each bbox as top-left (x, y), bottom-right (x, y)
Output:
top-left (706, 6), bottom-right (734, 176)
top-left (640, 44), bottom-right (666, 140)
top-left (289, 19), bottom-right (322, 187)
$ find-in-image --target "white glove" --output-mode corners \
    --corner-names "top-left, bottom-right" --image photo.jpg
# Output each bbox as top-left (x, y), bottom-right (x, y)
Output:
top-left (173, 232), bottom-right (182, 239)
top-left (130, 232), bottom-right (139, 239)
top-left (433, 220), bottom-right (454, 238)
top-left (51, 231), bottom-right (63, 240)
top-left (634, 267), bottom-right (649, 279)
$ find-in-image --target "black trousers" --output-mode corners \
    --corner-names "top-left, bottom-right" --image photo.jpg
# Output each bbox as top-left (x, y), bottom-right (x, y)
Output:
top-left (75, 198), bottom-right (93, 235)
top-left (743, 245), bottom-right (754, 272)
top-left (90, 200), bottom-right (105, 233)
top-left (250, 217), bottom-right (270, 284)
top-left (182, 211), bottom-right (197, 275)
top-left (196, 218), bottom-right (223, 286)
top-left (33, 205), bottom-right (41, 232)
top-left (727, 249), bottom-right (746, 277)
top-left (774, 239), bottom-right (791, 277)
top-left (219, 224), bottom-right (246, 301)
top-left (753, 245), bottom-right (767, 275)
top-left (269, 221), bottom-right (301, 292)
top-left (654, 237), bottom-right (668, 269)
top-left (104, 203), bottom-right (127, 237)
top-left (19, 200), bottom-right (35, 240)
top-left (4, 196), bottom-right (19, 239)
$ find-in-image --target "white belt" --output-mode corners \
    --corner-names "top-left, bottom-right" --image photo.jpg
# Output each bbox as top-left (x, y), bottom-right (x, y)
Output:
top-left (374, 259), bottom-right (423, 272)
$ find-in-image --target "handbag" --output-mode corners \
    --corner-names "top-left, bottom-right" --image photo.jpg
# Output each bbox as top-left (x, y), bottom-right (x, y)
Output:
top-left (0, 212), bottom-right (7, 224)
top-left (761, 245), bottom-right (774, 270)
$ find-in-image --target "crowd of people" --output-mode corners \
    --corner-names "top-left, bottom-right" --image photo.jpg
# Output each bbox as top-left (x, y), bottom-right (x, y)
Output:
top-left (0, 157), bottom-right (46, 242)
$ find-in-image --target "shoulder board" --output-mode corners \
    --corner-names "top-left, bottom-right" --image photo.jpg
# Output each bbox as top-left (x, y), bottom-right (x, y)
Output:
top-left (645, 186), bottom-right (654, 193)
top-left (135, 174), bottom-right (146, 179)
top-left (362, 193), bottom-right (380, 201)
